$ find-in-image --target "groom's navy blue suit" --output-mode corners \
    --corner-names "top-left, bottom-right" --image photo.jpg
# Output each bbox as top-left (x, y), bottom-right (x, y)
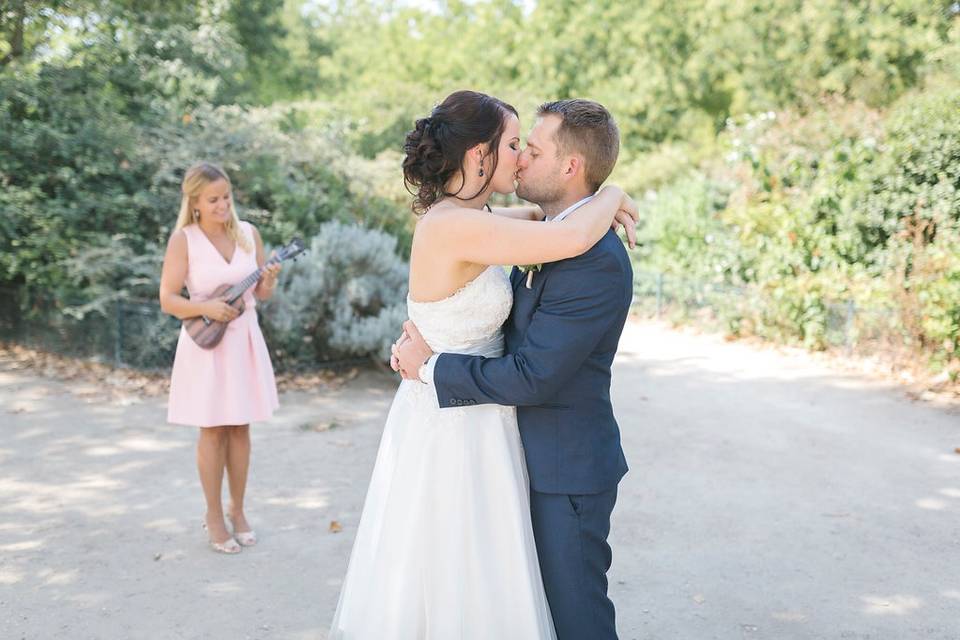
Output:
top-left (433, 228), bottom-right (632, 640)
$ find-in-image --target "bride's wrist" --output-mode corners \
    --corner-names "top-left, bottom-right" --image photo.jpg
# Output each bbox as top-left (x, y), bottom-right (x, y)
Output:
top-left (601, 184), bottom-right (623, 201)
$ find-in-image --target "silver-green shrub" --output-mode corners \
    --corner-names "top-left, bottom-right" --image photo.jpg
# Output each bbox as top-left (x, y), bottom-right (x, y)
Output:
top-left (261, 221), bottom-right (408, 366)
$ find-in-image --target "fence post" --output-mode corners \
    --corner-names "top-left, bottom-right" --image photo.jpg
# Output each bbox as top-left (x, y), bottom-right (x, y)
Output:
top-left (115, 300), bottom-right (123, 367)
top-left (656, 272), bottom-right (664, 318)
top-left (844, 299), bottom-right (856, 353)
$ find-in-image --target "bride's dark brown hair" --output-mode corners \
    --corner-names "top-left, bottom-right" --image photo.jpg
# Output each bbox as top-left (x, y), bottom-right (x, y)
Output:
top-left (402, 90), bottom-right (518, 214)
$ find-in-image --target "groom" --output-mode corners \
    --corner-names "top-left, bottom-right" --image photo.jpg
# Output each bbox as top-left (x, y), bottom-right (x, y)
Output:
top-left (395, 99), bottom-right (632, 640)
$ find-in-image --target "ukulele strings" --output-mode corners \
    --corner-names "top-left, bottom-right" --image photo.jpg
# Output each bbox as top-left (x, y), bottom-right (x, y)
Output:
top-left (226, 254), bottom-right (284, 304)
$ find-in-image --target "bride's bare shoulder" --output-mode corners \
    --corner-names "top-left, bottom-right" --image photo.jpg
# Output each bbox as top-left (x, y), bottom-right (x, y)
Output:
top-left (415, 204), bottom-right (484, 237)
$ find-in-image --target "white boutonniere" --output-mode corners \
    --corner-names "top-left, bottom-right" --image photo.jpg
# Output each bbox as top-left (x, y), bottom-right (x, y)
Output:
top-left (518, 264), bottom-right (542, 289)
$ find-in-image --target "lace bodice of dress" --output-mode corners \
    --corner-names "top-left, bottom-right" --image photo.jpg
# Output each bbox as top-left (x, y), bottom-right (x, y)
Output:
top-left (406, 266), bottom-right (513, 358)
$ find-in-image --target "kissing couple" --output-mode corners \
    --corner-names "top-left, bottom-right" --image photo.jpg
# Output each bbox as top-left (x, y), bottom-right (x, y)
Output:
top-left (330, 90), bottom-right (638, 640)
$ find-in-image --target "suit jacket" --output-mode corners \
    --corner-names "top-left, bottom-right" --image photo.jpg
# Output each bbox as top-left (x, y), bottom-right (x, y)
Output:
top-left (434, 229), bottom-right (633, 495)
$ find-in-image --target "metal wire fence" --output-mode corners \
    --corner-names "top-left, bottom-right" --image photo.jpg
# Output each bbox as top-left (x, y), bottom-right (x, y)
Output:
top-left (629, 271), bottom-right (901, 353)
top-left (0, 288), bottom-right (181, 369)
top-left (0, 287), bottom-right (374, 372)
top-left (0, 274), bottom-right (906, 370)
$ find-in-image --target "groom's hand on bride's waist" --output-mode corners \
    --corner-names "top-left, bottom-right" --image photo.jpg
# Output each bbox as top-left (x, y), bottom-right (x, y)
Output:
top-left (393, 320), bottom-right (435, 382)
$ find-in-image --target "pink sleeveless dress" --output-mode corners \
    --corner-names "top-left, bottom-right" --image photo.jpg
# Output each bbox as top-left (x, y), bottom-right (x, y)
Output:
top-left (167, 221), bottom-right (279, 427)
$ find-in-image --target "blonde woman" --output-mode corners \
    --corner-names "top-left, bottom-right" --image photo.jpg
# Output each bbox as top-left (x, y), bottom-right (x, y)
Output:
top-left (159, 162), bottom-right (280, 554)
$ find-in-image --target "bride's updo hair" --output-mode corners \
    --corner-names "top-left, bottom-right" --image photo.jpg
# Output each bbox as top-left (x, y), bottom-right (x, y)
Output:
top-left (403, 90), bottom-right (518, 214)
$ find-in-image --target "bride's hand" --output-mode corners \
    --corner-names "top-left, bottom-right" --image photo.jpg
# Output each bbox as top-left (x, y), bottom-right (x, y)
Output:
top-left (597, 185), bottom-right (637, 224)
top-left (390, 330), bottom-right (411, 374)
top-left (611, 192), bottom-right (638, 249)
top-left (619, 192), bottom-right (639, 224)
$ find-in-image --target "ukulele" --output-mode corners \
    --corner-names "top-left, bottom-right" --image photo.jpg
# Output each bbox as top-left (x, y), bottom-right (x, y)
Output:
top-left (184, 237), bottom-right (306, 349)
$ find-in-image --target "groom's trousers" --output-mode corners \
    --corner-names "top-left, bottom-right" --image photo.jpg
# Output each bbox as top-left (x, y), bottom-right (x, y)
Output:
top-left (530, 487), bottom-right (619, 640)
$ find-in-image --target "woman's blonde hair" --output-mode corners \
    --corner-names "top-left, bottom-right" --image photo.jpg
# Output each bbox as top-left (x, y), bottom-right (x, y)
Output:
top-left (174, 162), bottom-right (252, 253)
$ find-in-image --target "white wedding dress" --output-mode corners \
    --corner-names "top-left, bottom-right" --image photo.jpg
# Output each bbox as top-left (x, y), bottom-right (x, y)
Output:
top-left (329, 265), bottom-right (556, 640)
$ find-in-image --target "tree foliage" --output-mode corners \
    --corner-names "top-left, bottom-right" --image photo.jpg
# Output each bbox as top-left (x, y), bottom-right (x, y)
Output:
top-left (1, 0), bottom-right (958, 370)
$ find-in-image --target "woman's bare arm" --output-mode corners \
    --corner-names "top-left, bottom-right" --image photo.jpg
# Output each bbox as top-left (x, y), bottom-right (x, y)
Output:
top-left (159, 231), bottom-right (238, 322)
top-left (489, 205), bottom-right (544, 221)
top-left (252, 225), bottom-right (281, 301)
top-left (417, 185), bottom-right (635, 267)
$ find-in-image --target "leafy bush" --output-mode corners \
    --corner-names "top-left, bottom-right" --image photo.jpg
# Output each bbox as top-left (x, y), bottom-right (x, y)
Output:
top-left (636, 85), bottom-right (960, 372)
top-left (858, 85), bottom-right (960, 364)
top-left (0, 43), bottom-right (412, 321)
top-left (3, 1), bottom-right (959, 377)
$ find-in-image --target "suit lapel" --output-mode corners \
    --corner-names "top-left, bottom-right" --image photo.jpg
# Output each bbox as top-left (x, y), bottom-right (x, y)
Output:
top-left (510, 266), bottom-right (524, 293)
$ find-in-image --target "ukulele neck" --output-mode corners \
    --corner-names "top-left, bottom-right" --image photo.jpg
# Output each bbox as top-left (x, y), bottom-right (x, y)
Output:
top-left (226, 256), bottom-right (280, 303)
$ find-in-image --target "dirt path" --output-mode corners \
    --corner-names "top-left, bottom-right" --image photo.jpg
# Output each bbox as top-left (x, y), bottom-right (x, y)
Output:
top-left (1, 320), bottom-right (957, 639)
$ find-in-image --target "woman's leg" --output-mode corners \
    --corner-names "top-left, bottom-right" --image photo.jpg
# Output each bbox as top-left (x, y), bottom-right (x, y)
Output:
top-left (225, 424), bottom-right (252, 532)
top-left (197, 426), bottom-right (231, 543)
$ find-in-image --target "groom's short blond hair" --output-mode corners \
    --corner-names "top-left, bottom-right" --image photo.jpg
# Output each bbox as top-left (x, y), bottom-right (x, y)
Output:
top-left (538, 99), bottom-right (620, 192)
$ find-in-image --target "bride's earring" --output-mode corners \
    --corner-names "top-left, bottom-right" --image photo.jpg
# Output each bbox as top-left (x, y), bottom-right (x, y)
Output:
top-left (478, 154), bottom-right (484, 177)
top-left (193, 209), bottom-right (200, 222)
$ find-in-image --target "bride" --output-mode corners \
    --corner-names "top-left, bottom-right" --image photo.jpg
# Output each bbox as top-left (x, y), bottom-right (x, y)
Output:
top-left (329, 90), bottom-right (635, 639)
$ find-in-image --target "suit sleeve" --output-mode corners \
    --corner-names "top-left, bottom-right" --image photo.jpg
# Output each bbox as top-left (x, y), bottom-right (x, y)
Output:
top-left (433, 249), bottom-right (626, 408)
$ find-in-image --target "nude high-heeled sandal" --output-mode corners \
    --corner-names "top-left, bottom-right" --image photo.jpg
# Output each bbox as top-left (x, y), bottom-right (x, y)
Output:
top-left (226, 514), bottom-right (257, 547)
top-left (202, 521), bottom-right (241, 554)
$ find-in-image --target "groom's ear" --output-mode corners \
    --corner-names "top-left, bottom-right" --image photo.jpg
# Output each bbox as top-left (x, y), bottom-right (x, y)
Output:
top-left (563, 155), bottom-right (584, 180)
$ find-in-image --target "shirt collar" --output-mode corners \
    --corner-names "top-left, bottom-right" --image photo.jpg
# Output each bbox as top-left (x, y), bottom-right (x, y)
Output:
top-left (544, 194), bottom-right (596, 223)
